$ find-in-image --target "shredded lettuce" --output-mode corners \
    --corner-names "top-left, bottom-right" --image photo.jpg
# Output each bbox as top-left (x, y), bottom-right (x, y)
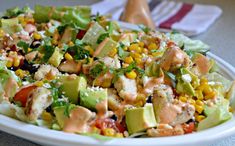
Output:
top-left (33, 5), bottom-right (91, 30)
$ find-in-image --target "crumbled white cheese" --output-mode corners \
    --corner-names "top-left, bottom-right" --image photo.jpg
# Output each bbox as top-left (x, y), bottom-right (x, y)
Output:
top-left (182, 74), bottom-right (192, 83)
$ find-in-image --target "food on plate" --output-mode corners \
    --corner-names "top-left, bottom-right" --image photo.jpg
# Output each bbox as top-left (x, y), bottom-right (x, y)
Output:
top-left (0, 5), bottom-right (234, 139)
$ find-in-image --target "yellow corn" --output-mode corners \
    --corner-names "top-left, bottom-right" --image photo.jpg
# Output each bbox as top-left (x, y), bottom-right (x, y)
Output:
top-left (35, 81), bottom-right (44, 87)
top-left (85, 46), bottom-right (94, 56)
top-left (103, 128), bottom-right (115, 137)
top-left (130, 52), bottom-right (141, 59)
top-left (195, 105), bottom-right (204, 114)
top-left (195, 90), bottom-right (204, 100)
top-left (68, 41), bottom-right (74, 47)
top-left (6, 60), bottom-right (13, 68)
top-left (152, 51), bottom-right (162, 57)
top-left (138, 42), bottom-right (145, 47)
top-left (135, 58), bottom-right (142, 64)
top-left (109, 48), bottom-right (118, 57)
top-left (196, 100), bottom-right (204, 106)
top-left (179, 96), bottom-right (187, 102)
top-left (28, 48), bottom-right (32, 52)
top-left (13, 58), bottom-right (20, 67)
top-left (0, 29), bottom-right (4, 37)
top-left (129, 43), bottom-right (139, 51)
top-left (101, 79), bottom-right (112, 88)
top-left (125, 70), bottom-right (137, 79)
top-left (65, 52), bottom-right (73, 61)
top-left (41, 111), bottom-right (52, 121)
top-left (115, 133), bottom-right (124, 138)
top-left (143, 48), bottom-right (148, 54)
top-left (33, 32), bottom-right (41, 40)
top-left (203, 86), bottom-right (213, 95)
top-left (195, 115), bottom-right (205, 122)
top-left (15, 69), bottom-right (25, 78)
top-left (52, 39), bottom-right (58, 45)
top-left (123, 46), bottom-right (128, 51)
top-left (148, 43), bottom-right (158, 50)
top-left (229, 106), bottom-right (233, 113)
top-left (205, 91), bottom-right (216, 100)
top-left (188, 98), bottom-right (196, 106)
top-left (124, 56), bottom-right (134, 64)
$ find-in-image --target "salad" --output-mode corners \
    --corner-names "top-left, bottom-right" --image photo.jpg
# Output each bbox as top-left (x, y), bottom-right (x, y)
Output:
top-left (0, 5), bottom-right (234, 139)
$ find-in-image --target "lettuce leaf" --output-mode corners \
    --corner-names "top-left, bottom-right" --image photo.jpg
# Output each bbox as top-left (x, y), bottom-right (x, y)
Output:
top-left (33, 5), bottom-right (91, 30)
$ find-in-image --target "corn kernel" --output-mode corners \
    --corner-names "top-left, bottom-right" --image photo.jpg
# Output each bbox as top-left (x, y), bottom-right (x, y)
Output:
top-left (195, 115), bottom-right (205, 122)
top-left (195, 90), bottom-right (204, 100)
top-left (41, 111), bottom-right (52, 121)
top-left (65, 52), bottom-right (73, 61)
top-left (6, 60), bottom-right (13, 68)
top-left (200, 77), bottom-right (208, 84)
top-left (229, 106), bottom-right (233, 112)
top-left (52, 39), bottom-right (58, 45)
top-left (13, 58), bottom-right (20, 67)
top-left (35, 81), bottom-right (44, 87)
top-left (15, 69), bottom-right (24, 78)
top-left (138, 42), bottom-right (145, 47)
top-left (188, 98), bottom-right (196, 106)
top-left (123, 46), bottom-right (128, 51)
top-left (68, 41), bottom-right (74, 47)
top-left (33, 32), bottom-right (41, 40)
top-left (109, 48), bottom-right (118, 57)
top-left (103, 128), bottom-right (115, 137)
top-left (115, 133), bottom-right (124, 138)
top-left (130, 52), bottom-right (141, 59)
top-left (195, 105), bottom-right (204, 114)
top-left (135, 58), bottom-right (142, 64)
top-left (179, 96), bottom-right (187, 102)
top-left (129, 43), bottom-right (139, 51)
top-left (205, 91), bottom-right (216, 100)
top-left (196, 100), bottom-right (204, 106)
top-left (152, 51), bottom-right (162, 57)
top-left (28, 48), bottom-right (32, 52)
top-left (148, 43), bottom-right (158, 50)
top-left (143, 48), bottom-right (148, 54)
top-left (125, 70), bottom-right (137, 79)
top-left (124, 56), bottom-right (134, 64)
top-left (85, 46), bottom-right (94, 56)
top-left (203, 86), bottom-right (213, 95)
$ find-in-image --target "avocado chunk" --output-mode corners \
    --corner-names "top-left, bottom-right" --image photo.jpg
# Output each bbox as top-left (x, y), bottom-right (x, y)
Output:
top-left (48, 47), bottom-right (64, 67)
top-left (176, 68), bottom-right (198, 96)
top-left (93, 38), bottom-right (117, 58)
top-left (0, 67), bottom-right (19, 100)
top-left (118, 32), bottom-right (137, 46)
top-left (59, 75), bottom-right (87, 104)
top-left (82, 22), bottom-right (106, 49)
top-left (1, 18), bottom-right (23, 34)
top-left (60, 27), bottom-right (77, 44)
top-left (125, 104), bottom-right (157, 134)
top-left (198, 99), bottom-right (232, 131)
top-left (80, 87), bottom-right (108, 113)
top-left (54, 105), bottom-right (93, 133)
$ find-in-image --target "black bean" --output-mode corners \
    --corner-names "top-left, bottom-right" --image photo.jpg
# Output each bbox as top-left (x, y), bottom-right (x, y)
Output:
top-left (20, 60), bottom-right (39, 73)
top-left (146, 96), bottom-right (152, 103)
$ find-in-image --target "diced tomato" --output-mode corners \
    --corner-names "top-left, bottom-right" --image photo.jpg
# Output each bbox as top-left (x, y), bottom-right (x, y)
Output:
top-left (93, 118), bottom-right (126, 133)
top-left (13, 85), bottom-right (37, 107)
top-left (182, 122), bottom-right (195, 134)
top-left (76, 30), bottom-right (87, 39)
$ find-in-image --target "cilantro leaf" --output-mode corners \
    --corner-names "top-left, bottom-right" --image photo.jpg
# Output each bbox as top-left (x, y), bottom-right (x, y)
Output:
top-left (96, 33), bottom-right (109, 44)
top-left (64, 104), bottom-right (75, 118)
top-left (117, 43), bottom-right (129, 59)
top-left (138, 24), bottom-right (152, 34)
top-left (17, 41), bottom-right (29, 54)
top-left (89, 61), bottom-right (108, 78)
top-left (42, 45), bottom-right (55, 63)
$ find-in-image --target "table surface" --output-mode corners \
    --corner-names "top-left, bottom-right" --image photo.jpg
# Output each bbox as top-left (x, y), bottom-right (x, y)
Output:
top-left (0, 0), bottom-right (235, 146)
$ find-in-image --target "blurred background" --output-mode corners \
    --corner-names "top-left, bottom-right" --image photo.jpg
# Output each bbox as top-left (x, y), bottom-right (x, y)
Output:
top-left (0, 0), bottom-right (235, 146)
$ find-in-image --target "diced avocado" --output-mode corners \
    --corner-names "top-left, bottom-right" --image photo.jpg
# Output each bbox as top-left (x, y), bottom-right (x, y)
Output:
top-left (60, 27), bottom-right (77, 44)
top-left (54, 105), bottom-right (92, 133)
top-left (204, 99), bottom-right (230, 116)
top-left (118, 32), bottom-right (137, 46)
top-left (48, 47), bottom-right (64, 67)
top-left (198, 104), bottom-right (232, 131)
top-left (93, 38), bottom-right (117, 58)
top-left (59, 75), bottom-right (87, 104)
top-left (176, 79), bottom-right (195, 96)
top-left (1, 18), bottom-right (23, 34)
top-left (80, 87), bottom-right (108, 112)
top-left (176, 68), bottom-right (197, 96)
top-left (126, 104), bottom-right (157, 134)
top-left (0, 68), bottom-right (19, 100)
top-left (82, 22), bottom-right (106, 49)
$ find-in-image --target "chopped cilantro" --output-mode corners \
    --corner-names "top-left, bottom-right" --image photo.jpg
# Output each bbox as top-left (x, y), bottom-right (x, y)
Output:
top-left (17, 41), bottom-right (29, 54)
top-left (96, 33), bottom-right (109, 44)
top-left (117, 43), bottom-right (129, 59)
top-left (89, 61), bottom-right (108, 78)
top-left (138, 24), bottom-right (152, 34)
top-left (64, 104), bottom-right (75, 118)
top-left (42, 45), bottom-right (55, 63)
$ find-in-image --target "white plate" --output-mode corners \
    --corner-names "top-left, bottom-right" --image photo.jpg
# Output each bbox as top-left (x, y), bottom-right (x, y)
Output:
top-left (0, 24), bottom-right (235, 146)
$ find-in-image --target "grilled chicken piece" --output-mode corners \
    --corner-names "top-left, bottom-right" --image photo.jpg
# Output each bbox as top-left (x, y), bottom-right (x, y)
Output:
top-left (25, 87), bottom-right (52, 121)
top-left (114, 75), bottom-right (137, 102)
top-left (107, 88), bottom-right (122, 111)
top-left (58, 60), bottom-right (82, 74)
top-left (147, 124), bottom-right (184, 137)
top-left (160, 46), bottom-right (190, 71)
top-left (152, 84), bottom-right (195, 125)
top-left (34, 64), bottom-right (59, 80)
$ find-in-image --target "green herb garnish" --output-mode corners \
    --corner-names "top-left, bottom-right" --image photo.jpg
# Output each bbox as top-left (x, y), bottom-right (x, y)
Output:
top-left (17, 41), bottom-right (29, 54)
